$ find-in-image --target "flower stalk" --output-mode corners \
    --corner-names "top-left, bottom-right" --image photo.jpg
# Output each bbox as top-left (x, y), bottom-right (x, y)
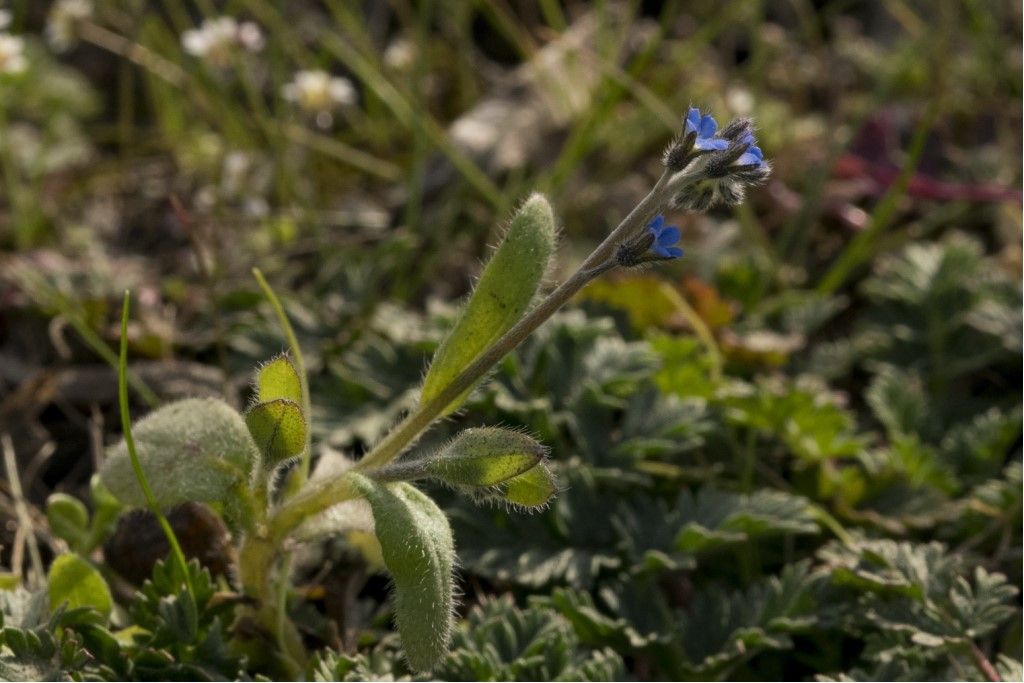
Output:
top-left (235, 106), bottom-right (772, 669)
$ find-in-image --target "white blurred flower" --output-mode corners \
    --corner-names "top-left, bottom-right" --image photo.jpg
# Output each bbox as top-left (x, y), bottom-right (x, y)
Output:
top-left (383, 38), bottom-right (414, 70)
top-left (221, 150), bottom-right (252, 197)
top-left (0, 33), bottom-right (26, 75)
top-left (45, 0), bottom-right (92, 52)
top-left (281, 70), bottom-right (356, 114)
top-left (237, 21), bottom-right (264, 52)
top-left (0, 10), bottom-right (11, 31)
top-left (726, 86), bottom-right (754, 117)
top-left (181, 16), bottom-right (262, 68)
top-left (243, 196), bottom-right (269, 218)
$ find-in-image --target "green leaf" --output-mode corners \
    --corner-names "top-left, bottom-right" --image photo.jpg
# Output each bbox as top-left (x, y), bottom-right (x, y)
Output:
top-left (100, 398), bottom-right (258, 510)
top-left (421, 193), bottom-right (556, 415)
top-left (47, 554), bottom-right (112, 616)
top-left (674, 562), bottom-right (821, 677)
top-left (673, 488), bottom-right (820, 553)
top-left (504, 463), bottom-right (558, 509)
top-left (865, 366), bottom-right (928, 437)
top-left (254, 353), bottom-right (302, 404)
top-left (45, 494), bottom-right (89, 550)
top-left (426, 427), bottom-right (546, 487)
top-left (245, 398), bottom-right (307, 466)
top-left (349, 474), bottom-right (455, 672)
top-left (437, 595), bottom-right (625, 682)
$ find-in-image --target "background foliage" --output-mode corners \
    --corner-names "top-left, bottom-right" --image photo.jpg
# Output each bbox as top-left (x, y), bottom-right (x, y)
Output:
top-left (0, 0), bottom-right (1020, 680)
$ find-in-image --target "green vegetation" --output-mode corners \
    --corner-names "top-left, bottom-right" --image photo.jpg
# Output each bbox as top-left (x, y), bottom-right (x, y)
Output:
top-left (0, 1), bottom-right (1020, 680)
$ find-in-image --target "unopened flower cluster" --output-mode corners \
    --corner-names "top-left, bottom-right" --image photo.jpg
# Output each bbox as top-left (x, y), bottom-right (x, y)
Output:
top-left (182, 16), bottom-right (264, 68)
top-left (620, 106), bottom-right (770, 266)
top-left (664, 107), bottom-right (770, 212)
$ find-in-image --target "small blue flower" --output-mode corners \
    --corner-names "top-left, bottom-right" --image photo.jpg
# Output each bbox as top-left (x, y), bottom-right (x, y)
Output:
top-left (734, 131), bottom-right (766, 168)
top-left (685, 107), bottom-right (730, 152)
top-left (647, 215), bottom-right (683, 259)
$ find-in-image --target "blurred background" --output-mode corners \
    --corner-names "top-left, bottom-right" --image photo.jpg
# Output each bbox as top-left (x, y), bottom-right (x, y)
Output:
top-left (0, 1), bottom-right (1020, 680)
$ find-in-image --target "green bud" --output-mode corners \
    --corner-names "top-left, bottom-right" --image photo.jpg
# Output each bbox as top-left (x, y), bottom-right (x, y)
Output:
top-left (245, 398), bottom-right (307, 466)
top-left (47, 554), bottom-right (113, 616)
top-left (421, 194), bottom-right (556, 415)
top-left (46, 494), bottom-right (89, 549)
top-left (426, 427), bottom-right (545, 487)
top-left (100, 398), bottom-right (258, 510)
top-left (504, 463), bottom-right (558, 509)
top-left (254, 353), bottom-right (302, 404)
top-left (349, 473), bottom-right (454, 672)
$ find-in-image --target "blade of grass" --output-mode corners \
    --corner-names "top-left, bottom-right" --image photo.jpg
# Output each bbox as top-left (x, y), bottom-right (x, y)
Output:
top-left (118, 291), bottom-right (192, 597)
top-left (656, 281), bottom-right (724, 382)
top-left (816, 104), bottom-right (938, 295)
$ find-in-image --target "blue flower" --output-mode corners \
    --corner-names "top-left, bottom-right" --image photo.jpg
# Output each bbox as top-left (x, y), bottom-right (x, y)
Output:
top-left (647, 215), bottom-right (683, 259)
top-left (734, 130), bottom-right (766, 168)
top-left (685, 107), bottom-right (730, 152)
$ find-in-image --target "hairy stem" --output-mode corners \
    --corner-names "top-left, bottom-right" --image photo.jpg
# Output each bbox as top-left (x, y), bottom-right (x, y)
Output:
top-left (269, 166), bottom-right (698, 537)
top-left (237, 165), bottom-right (699, 667)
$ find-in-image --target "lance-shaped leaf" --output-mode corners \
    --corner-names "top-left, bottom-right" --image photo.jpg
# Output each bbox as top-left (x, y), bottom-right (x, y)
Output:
top-left (47, 554), bottom-right (112, 616)
top-left (245, 398), bottom-right (307, 466)
top-left (421, 193), bottom-right (556, 415)
top-left (254, 353), bottom-right (302, 404)
top-left (349, 473), bottom-right (455, 672)
top-left (504, 463), bottom-right (558, 509)
top-left (100, 398), bottom-right (258, 510)
top-left (426, 427), bottom-right (546, 487)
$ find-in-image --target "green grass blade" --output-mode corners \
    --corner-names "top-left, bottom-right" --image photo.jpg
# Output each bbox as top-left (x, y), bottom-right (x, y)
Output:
top-left (118, 291), bottom-right (193, 597)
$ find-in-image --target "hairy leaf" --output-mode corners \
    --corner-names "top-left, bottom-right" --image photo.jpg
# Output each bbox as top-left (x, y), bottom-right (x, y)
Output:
top-left (245, 398), bottom-right (307, 466)
top-left (425, 427), bottom-right (546, 487)
top-left (100, 398), bottom-right (258, 510)
top-left (421, 193), bottom-right (556, 415)
top-left (254, 353), bottom-right (302, 404)
top-left (350, 473), bottom-right (455, 672)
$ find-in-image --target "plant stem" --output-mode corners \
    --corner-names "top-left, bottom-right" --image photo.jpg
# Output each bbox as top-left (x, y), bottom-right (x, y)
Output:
top-left (238, 165), bottom-right (701, 668)
top-left (968, 641), bottom-right (1001, 683)
top-left (270, 165), bottom-right (700, 536)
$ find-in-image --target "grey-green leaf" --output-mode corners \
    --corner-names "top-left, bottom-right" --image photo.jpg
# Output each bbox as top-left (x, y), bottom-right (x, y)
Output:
top-left (350, 473), bottom-right (455, 672)
top-left (255, 353), bottom-right (303, 404)
top-left (245, 398), bottom-right (307, 466)
top-left (427, 427), bottom-right (546, 487)
top-left (100, 397), bottom-right (258, 510)
top-left (47, 553), bottom-right (112, 616)
top-left (421, 193), bottom-right (556, 415)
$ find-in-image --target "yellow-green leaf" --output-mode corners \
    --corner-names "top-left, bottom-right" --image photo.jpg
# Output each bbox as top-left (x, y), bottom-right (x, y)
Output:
top-left (421, 193), bottom-right (556, 415)
top-left (427, 427), bottom-right (545, 487)
top-left (47, 554), bottom-right (112, 616)
top-left (245, 398), bottom-right (307, 466)
top-left (255, 353), bottom-right (302, 404)
top-left (504, 464), bottom-right (558, 508)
